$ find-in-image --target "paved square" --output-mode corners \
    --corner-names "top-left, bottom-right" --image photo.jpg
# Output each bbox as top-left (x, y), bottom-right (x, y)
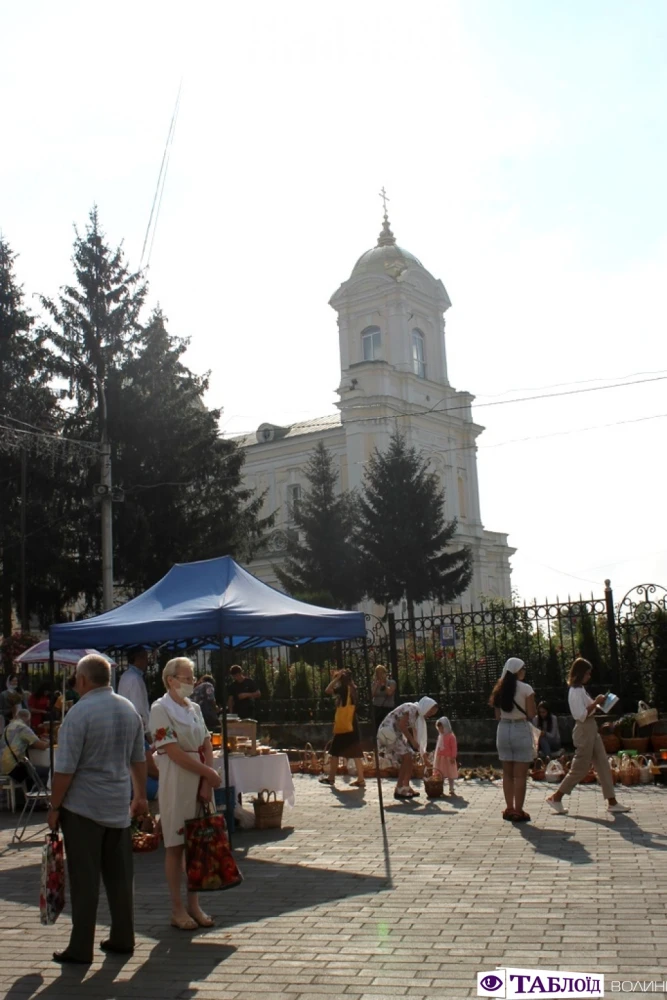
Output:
top-left (0, 776), bottom-right (666, 999)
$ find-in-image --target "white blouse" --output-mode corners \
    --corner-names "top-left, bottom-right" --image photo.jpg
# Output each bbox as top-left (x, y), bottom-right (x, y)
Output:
top-left (499, 680), bottom-right (534, 720)
top-left (568, 686), bottom-right (593, 723)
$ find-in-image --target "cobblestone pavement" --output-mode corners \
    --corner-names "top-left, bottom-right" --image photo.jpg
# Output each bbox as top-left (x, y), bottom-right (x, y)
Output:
top-left (0, 776), bottom-right (666, 1000)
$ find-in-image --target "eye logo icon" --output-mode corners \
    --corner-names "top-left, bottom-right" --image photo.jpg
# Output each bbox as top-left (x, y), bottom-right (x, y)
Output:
top-left (480, 975), bottom-right (503, 992)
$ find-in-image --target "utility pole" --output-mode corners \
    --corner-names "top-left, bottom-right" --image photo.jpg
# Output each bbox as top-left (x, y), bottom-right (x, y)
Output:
top-left (19, 446), bottom-right (27, 630)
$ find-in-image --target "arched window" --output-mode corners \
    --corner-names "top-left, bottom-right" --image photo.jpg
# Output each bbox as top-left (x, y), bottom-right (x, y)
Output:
top-left (361, 325), bottom-right (381, 362)
top-left (412, 329), bottom-right (425, 378)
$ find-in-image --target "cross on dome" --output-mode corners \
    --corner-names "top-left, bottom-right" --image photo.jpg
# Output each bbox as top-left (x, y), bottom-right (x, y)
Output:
top-left (377, 186), bottom-right (396, 247)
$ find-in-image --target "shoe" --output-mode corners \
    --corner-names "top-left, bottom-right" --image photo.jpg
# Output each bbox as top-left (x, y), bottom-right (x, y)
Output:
top-left (502, 808), bottom-right (517, 821)
top-left (513, 810), bottom-right (531, 822)
top-left (405, 788), bottom-right (420, 797)
top-left (393, 789), bottom-right (413, 800)
top-left (607, 802), bottom-right (631, 813)
top-left (349, 779), bottom-right (366, 788)
top-left (170, 913), bottom-right (198, 931)
top-left (547, 798), bottom-right (568, 814)
top-left (100, 940), bottom-right (134, 955)
top-left (187, 909), bottom-right (215, 928)
top-left (53, 951), bottom-right (91, 965)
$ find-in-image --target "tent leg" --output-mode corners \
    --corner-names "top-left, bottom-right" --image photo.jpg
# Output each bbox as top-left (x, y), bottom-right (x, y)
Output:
top-left (362, 638), bottom-right (385, 829)
top-left (219, 636), bottom-right (232, 847)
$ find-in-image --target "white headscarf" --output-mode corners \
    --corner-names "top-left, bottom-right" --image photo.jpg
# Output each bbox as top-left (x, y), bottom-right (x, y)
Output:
top-left (501, 657), bottom-right (525, 678)
top-left (436, 716), bottom-right (452, 736)
top-left (415, 696), bottom-right (437, 754)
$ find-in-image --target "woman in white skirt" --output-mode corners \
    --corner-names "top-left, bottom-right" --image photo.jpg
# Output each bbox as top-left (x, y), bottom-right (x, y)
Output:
top-left (490, 657), bottom-right (536, 823)
top-left (547, 658), bottom-right (630, 815)
top-left (150, 657), bottom-right (222, 930)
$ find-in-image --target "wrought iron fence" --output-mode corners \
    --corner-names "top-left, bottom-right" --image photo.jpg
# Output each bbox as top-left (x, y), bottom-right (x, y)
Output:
top-left (8, 581), bottom-right (667, 725)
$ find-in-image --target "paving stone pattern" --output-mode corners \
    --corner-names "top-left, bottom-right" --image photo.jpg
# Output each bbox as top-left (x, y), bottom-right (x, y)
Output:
top-left (0, 776), bottom-right (666, 999)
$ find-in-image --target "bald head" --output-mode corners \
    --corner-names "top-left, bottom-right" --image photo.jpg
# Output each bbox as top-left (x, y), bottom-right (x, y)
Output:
top-left (77, 654), bottom-right (111, 689)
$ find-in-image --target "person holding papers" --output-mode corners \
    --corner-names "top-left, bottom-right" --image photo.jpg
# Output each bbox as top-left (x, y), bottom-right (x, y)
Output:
top-left (547, 658), bottom-right (630, 815)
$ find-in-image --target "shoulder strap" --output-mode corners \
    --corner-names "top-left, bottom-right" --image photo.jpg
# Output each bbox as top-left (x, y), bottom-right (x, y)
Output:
top-left (513, 699), bottom-right (528, 718)
top-left (1, 726), bottom-right (23, 766)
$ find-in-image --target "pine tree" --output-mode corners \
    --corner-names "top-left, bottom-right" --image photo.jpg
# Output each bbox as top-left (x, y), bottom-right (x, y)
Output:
top-left (107, 309), bottom-right (271, 593)
top-left (0, 237), bottom-right (74, 646)
top-left (275, 441), bottom-right (362, 608)
top-left (357, 431), bottom-right (472, 618)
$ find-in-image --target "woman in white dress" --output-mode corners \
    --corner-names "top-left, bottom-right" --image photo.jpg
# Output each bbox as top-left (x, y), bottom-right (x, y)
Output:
top-left (150, 657), bottom-right (222, 930)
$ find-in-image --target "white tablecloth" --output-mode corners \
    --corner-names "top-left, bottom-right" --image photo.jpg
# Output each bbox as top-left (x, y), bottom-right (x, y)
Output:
top-left (213, 752), bottom-right (295, 807)
top-left (29, 747), bottom-right (51, 769)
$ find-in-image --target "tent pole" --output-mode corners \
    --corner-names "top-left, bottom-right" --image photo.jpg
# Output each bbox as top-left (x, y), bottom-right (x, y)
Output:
top-left (48, 647), bottom-right (55, 778)
top-left (219, 635), bottom-right (232, 847)
top-left (363, 637), bottom-right (385, 828)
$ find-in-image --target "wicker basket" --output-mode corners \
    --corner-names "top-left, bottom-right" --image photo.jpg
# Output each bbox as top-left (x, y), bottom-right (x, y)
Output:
top-left (253, 788), bottom-right (284, 830)
top-left (620, 737), bottom-right (650, 753)
top-left (636, 702), bottom-right (659, 728)
top-left (530, 758), bottom-right (546, 781)
top-left (620, 757), bottom-right (640, 786)
top-left (423, 770), bottom-right (444, 798)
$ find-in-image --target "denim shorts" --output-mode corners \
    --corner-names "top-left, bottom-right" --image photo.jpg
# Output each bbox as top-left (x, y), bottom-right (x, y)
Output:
top-left (496, 719), bottom-right (534, 762)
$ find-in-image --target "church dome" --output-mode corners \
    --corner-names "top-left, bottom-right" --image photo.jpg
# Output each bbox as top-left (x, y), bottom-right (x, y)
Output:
top-left (350, 211), bottom-right (429, 281)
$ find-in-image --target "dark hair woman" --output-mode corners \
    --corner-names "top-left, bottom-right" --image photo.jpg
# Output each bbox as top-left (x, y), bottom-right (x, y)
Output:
top-left (319, 669), bottom-right (365, 790)
top-left (490, 657), bottom-right (536, 822)
top-left (533, 701), bottom-right (562, 758)
top-left (0, 674), bottom-right (25, 726)
top-left (547, 658), bottom-right (629, 815)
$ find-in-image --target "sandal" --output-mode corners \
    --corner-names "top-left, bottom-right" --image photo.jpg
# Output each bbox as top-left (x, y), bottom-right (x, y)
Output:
top-left (349, 779), bottom-right (366, 788)
top-left (171, 913), bottom-right (198, 931)
top-left (502, 808), bottom-right (518, 821)
top-left (318, 776), bottom-right (335, 785)
top-left (512, 810), bottom-right (531, 823)
top-left (187, 908), bottom-right (214, 928)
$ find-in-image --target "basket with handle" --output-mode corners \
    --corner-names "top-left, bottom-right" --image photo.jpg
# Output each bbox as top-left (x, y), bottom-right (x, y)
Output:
top-left (619, 721), bottom-right (650, 753)
top-left (619, 755), bottom-right (640, 787)
top-left (636, 701), bottom-right (658, 728)
top-left (599, 722), bottom-right (621, 754)
top-left (252, 789), bottom-right (284, 830)
top-left (530, 758), bottom-right (546, 781)
top-left (423, 769), bottom-right (444, 798)
top-left (608, 757), bottom-right (620, 784)
top-left (637, 755), bottom-right (655, 785)
top-left (412, 755), bottom-right (426, 780)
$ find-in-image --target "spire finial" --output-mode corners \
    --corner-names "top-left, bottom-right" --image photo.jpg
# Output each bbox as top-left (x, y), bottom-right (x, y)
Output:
top-left (377, 186), bottom-right (396, 247)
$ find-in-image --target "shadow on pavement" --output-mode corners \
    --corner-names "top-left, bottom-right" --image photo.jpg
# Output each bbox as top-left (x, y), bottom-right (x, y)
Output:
top-left (575, 813), bottom-right (667, 851)
top-left (4, 938), bottom-right (236, 1000)
top-left (516, 824), bottom-right (592, 865)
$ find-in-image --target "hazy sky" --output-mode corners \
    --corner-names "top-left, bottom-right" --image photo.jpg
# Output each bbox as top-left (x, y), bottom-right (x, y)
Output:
top-left (2, 0), bottom-right (666, 606)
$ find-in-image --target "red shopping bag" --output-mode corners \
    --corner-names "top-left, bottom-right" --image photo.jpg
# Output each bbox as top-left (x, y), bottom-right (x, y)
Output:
top-left (40, 832), bottom-right (66, 925)
top-left (184, 804), bottom-right (243, 893)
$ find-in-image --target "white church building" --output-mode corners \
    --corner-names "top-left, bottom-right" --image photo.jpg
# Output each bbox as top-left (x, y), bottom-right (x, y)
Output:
top-left (236, 206), bottom-right (514, 612)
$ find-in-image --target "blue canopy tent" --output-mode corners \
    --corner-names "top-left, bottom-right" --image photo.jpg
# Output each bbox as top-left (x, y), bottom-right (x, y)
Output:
top-left (48, 557), bottom-right (385, 830)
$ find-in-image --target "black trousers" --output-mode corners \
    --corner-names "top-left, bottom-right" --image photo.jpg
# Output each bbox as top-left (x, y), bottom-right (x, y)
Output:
top-left (60, 808), bottom-right (134, 960)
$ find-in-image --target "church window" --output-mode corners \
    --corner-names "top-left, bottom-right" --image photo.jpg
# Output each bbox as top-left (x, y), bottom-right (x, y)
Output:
top-left (361, 326), bottom-right (381, 361)
top-left (286, 484), bottom-right (302, 524)
top-left (457, 475), bottom-right (466, 520)
top-left (412, 329), bottom-right (426, 378)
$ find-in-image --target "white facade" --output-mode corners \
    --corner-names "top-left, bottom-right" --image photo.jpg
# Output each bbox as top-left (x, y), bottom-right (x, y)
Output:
top-left (237, 211), bottom-right (514, 612)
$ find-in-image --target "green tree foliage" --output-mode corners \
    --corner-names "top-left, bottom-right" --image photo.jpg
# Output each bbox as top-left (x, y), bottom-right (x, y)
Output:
top-left (275, 441), bottom-right (362, 608)
top-left (356, 432), bottom-right (472, 618)
top-left (0, 237), bottom-right (78, 643)
top-left (107, 309), bottom-right (271, 594)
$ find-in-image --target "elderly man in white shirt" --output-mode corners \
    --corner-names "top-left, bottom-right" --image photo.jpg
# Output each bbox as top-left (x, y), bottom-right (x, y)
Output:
top-left (118, 648), bottom-right (151, 731)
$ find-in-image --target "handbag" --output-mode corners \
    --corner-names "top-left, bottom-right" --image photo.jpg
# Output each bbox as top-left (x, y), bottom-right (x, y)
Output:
top-left (40, 831), bottom-right (66, 925)
top-left (183, 801), bottom-right (243, 892)
top-left (333, 692), bottom-right (355, 735)
top-left (513, 700), bottom-right (541, 755)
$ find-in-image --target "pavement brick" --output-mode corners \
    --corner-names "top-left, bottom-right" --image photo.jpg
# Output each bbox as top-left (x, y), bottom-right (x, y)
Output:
top-left (0, 778), bottom-right (665, 999)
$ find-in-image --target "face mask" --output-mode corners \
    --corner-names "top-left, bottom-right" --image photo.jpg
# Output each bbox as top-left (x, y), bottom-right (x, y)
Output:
top-left (177, 681), bottom-right (194, 698)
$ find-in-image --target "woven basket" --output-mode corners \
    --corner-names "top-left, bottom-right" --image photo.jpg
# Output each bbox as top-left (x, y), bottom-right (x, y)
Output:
top-left (620, 737), bottom-right (650, 753)
top-left (423, 770), bottom-right (444, 798)
top-left (620, 757), bottom-right (640, 786)
top-left (253, 788), bottom-right (284, 830)
top-left (637, 755), bottom-right (655, 785)
top-left (608, 757), bottom-right (620, 784)
top-left (412, 756), bottom-right (426, 780)
top-left (636, 702), bottom-right (659, 728)
top-left (530, 758), bottom-right (546, 781)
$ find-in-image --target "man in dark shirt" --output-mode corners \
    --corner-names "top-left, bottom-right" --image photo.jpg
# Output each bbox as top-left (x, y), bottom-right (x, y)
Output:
top-left (227, 665), bottom-right (260, 717)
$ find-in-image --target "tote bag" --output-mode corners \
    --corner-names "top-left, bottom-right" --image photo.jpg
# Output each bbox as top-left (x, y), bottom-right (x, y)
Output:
top-left (40, 832), bottom-right (66, 925)
top-left (184, 802), bottom-right (243, 893)
top-left (333, 692), bottom-right (355, 735)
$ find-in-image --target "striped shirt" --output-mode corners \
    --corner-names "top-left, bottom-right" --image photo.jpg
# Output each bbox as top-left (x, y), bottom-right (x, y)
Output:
top-left (55, 686), bottom-right (145, 828)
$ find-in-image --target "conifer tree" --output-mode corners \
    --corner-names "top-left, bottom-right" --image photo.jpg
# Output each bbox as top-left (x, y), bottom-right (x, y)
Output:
top-left (357, 431), bottom-right (472, 619)
top-left (275, 441), bottom-right (362, 608)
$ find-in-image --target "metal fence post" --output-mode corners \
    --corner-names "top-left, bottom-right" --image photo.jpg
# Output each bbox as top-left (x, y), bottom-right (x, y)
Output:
top-left (604, 579), bottom-right (621, 694)
top-left (387, 612), bottom-right (398, 696)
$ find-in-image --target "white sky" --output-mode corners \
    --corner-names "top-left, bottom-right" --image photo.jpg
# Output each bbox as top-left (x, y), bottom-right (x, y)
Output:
top-left (2, 0), bottom-right (666, 606)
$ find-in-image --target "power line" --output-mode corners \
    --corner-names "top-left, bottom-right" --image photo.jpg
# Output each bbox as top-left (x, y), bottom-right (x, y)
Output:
top-left (473, 367), bottom-right (667, 399)
top-left (140, 80), bottom-right (182, 268)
